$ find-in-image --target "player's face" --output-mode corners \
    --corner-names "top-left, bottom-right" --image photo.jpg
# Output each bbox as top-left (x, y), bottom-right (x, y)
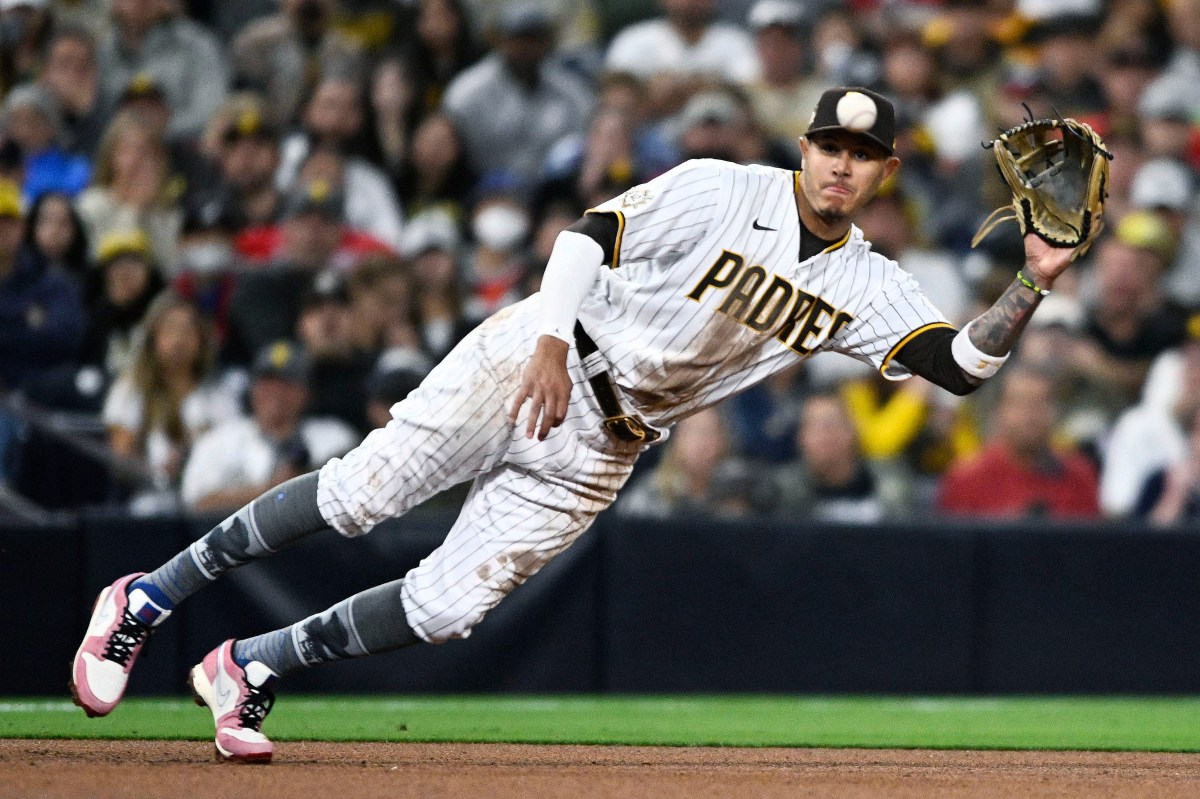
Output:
top-left (798, 133), bottom-right (899, 223)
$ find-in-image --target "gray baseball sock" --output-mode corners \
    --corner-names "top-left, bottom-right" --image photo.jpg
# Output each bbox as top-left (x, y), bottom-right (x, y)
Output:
top-left (232, 578), bottom-right (420, 676)
top-left (135, 472), bottom-right (328, 607)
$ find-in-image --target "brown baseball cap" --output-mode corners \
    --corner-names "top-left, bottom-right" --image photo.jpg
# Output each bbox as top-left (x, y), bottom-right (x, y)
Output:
top-left (805, 87), bottom-right (897, 155)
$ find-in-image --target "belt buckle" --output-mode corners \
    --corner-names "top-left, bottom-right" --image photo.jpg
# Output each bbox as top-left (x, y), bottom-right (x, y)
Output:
top-left (603, 415), bottom-right (660, 444)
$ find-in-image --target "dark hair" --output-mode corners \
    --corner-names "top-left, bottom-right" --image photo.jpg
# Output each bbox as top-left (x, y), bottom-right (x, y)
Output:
top-left (24, 191), bottom-right (90, 270)
top-left (43, 23), bottom-right (96, 61)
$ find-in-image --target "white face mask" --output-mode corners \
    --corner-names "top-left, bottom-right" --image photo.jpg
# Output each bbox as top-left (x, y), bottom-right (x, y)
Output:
top-left (472, 205), bottom-right (529, 251)
top-left (180, 241), bottom-right (233, 276)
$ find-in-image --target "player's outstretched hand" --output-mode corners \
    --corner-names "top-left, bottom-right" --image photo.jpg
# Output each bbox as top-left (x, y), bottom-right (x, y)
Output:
top-left (509, 335), bottom-right (573, 440)
top-left (1022, 233), bottom-right (1076, 289)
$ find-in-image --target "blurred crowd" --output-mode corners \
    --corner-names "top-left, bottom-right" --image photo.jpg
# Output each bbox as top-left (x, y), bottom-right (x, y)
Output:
top-left (1, 0), bottom-right (1199, 524)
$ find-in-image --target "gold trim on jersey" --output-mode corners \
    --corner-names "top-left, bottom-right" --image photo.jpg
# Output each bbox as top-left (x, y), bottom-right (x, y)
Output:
top-left (880, 321), bottom-right (957, 376)
top-left (583, 209), bottom-right (626, 269)
top-left (610, 209), bottom-right (625, 268)
top-left (822, 229), bottom-right (852, 253)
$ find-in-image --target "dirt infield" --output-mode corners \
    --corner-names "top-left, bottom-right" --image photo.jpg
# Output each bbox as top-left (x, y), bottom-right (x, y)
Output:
top-left (4, 740), bottom-right (1200, 798)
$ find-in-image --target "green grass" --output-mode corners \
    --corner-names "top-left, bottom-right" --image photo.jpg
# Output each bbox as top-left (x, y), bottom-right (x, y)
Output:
top-left (4, 695), bottom-right (1200, 751)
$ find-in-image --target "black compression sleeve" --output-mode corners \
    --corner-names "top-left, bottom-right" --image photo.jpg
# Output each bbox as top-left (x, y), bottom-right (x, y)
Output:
top-left (568, 212), bottom-right (619, 265)
top-left (893, 326), bottom-right (979, 396)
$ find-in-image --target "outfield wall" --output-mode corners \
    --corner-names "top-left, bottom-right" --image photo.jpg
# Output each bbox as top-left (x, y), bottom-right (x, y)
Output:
top-left (8, 512), bottom-right (1200, 695)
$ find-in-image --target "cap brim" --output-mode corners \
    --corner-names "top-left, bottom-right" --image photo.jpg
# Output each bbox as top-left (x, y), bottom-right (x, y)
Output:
top-left (804, 125), bottom-right (894, 155)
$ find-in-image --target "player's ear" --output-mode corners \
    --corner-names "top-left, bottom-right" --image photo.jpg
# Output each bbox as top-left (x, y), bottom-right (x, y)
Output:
top-left (797, 136), bottom-right (808, 166)
top-left (882, 155), bottom-right (900, 180)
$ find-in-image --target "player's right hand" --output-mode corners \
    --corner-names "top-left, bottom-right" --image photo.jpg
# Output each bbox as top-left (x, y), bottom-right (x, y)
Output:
top-left (509, 335), bottom-right (572, 441)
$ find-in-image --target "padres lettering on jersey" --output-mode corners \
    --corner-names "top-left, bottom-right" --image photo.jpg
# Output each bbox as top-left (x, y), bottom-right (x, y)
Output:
top-left (577, 159), bottom-right (948, 426)
top-left (685, 250), bottom-right (855, 355)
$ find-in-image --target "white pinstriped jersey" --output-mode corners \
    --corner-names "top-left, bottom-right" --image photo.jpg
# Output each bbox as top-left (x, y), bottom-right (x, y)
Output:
top-left (318, 158), bottom-right (957, 644)
top-left (578, 159), bottom-right (952, 427)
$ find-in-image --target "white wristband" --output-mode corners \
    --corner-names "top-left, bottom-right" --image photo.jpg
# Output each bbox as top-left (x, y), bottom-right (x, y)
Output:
top-left (952, 321), bottom-right (1009, 379)
top-left (537, 230), bottom-right (604, 343)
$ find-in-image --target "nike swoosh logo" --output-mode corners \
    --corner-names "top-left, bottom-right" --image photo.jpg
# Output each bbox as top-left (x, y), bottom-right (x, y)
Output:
top-left (752, 220), bottom-right (776, 231)
top-left (215, 671), bottom-right (236, 707)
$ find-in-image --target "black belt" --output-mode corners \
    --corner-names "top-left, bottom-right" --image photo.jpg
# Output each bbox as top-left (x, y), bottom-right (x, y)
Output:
top-left (574, 321), bottom-right (661, 444)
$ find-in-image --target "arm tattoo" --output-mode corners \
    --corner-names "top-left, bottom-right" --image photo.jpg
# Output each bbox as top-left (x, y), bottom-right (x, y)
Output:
top-left (967, 278), bottom-right (1043, 356)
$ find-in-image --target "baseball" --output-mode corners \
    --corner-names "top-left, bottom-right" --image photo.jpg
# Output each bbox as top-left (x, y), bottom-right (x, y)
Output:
top-left (836, 92), bottom-right (878, 132)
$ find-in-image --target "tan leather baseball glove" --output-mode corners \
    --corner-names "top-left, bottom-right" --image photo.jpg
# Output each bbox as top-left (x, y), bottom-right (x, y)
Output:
top-left (971, 115), bottom-right (1113, 261)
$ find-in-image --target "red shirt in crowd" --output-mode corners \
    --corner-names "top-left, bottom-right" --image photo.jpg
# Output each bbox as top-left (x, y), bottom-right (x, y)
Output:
top-left (234, 225), bottom-right (393, 270)
top-left (936, 442), bottom-right (1100, 519)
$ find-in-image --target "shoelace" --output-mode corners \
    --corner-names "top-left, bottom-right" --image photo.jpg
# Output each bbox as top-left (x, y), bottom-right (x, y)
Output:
top-left (237, 679), bottom-right (276, 731)
top-left (102, 609), bottom-right (152, 666)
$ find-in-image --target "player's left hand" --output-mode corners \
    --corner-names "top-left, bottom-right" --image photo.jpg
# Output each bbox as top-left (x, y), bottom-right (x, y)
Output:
top-left (1022, 233), bottom-right (1075, 289)
top-left (509, 335), bottom-right (573, 440)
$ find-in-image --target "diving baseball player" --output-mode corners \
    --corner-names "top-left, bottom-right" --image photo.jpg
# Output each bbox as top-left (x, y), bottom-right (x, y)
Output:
top-left (71, 88), bottom-right (1077, 762)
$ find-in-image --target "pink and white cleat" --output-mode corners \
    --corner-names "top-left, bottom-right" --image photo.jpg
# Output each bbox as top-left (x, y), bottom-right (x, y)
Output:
top-left (70, 573), bottom-right (171, 717)
top-left (188, 640), bottom-right (279, 763)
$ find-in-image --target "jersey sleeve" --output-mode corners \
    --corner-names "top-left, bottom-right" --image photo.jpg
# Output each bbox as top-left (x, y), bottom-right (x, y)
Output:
top-left (828, 263), bottom-right (953, 380)
top-left (587, 159), bottom-right (724, 269)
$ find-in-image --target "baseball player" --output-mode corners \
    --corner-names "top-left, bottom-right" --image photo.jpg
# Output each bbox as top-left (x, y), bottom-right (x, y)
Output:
top-left (70, 87), bottom-right (1076, 762)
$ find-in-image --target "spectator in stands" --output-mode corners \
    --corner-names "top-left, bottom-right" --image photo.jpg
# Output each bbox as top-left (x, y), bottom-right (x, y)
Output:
top-left (111, 71), bottom-right (213, 200)
top-left (616, 407), bottom-right (763, 519)
top-left (743, 0), bottom-right (823, 143)
top-left (170, 194), bottom-right (241, 345)
top-left (1136, 74), bottom-right (1197, 162)
top-left (37, 26), bottom-right (106, 157)
top-left (0, 84), bottom-right (91, 203)
top-left (727, 86), bottom-right (801, 169)
top-left (1157, 0), bottom-right (1200, 112)
top-left (210, 104), bottom-right (283, 229)
top-left (1071, 217), bottom-right (1190, 419)
top-left (443, 3), bottom-right (594, 184)
top-left (276, 74), bottom-right (376, 179)
top-left (295, 270), bottom-right (375, 434)
top-left (369, 0), bottom-right (481, 174)
top-left (180, 339), bottom-right (356, 512)
top-left (276, 75), bottom-right (403, 249)
top-left (224, 180), bottom-right (345, 365)
top-left (937, 365), bottom-right (1100, 519)
top-left (536, 106), bottom-right (647, 213)
top-left (773, 390), bottom-right (915, 523)
top-left (102, 293), bottom-right (240, 505)
top-left (805, 7), bottom-right (878, 91)
top-left (363, 347), bottom-right (429, 431)
top-left (1101, 321), bottom-right (1200, 516)
top-left (922, 0), bottom-right (1003, 106)
top-left (0, 0), bottom-right (51, 94)
top-left (726, 365), bottom-right (806, 464)
top-left (96, 0), bottom-right (229, 141)
top-left (230, 0), bottom-right (365, 130)
top-left (461, 181), bottom-right (533, 325)
top-left (346, 252), bottom-right (422, 354)
top-left (293, 144), bottom-right (404, 252)
top-left (399, 0), bottom-right (482, 119)
top-left (367, 55), bottom-right (417, 176)
top-left (1098, 43), bottom-right (1159, 142)
top-left (392, 112), bottom-right (477, 223)
top-left (1127, 158), bottom-right (1200, 308)
top-left (75, 109), bottom-right (183, 270)
top-left (0, 179), bottom-right (85, 391)
top-left (401, 209), bottom-right (471, 361)
top-left (24, 191), bottom-right (91, 291)
top-left (233, 176), bottom-right (391, 271)
top-left (674, 90), bottom-right (740, 163)
top-left (1140, 406), bottom-right (1200, 525)
top-left (79, 229), bottom-right (164, 379)
top-left (604, 0), bottom-right (758, 87)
